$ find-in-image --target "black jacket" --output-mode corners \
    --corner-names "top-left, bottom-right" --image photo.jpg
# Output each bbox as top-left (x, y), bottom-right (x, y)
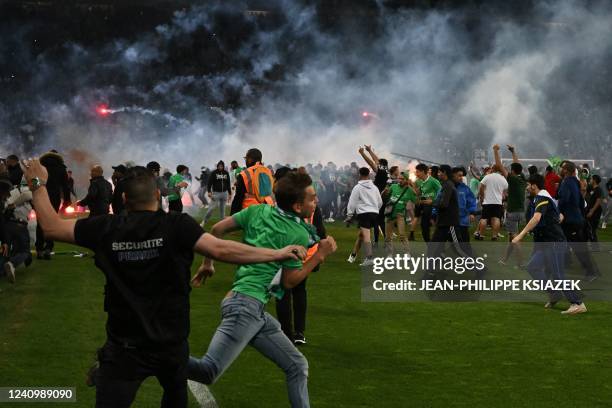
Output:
top-left (8, 164), bottom-right (23, 186)
top-left (207, 169), bottom-right (231, 193)
top-left (39, 152), bottom-right (71, 209)
top-left (434, 179), bottom-right (459, 227)
top-left (79, 176), bottom-right (113, 216)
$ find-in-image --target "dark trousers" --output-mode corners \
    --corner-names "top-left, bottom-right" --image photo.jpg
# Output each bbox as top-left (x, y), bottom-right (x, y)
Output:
top-left (35, 196), bottom-right (61, 252)
top-left (374, 207), bottom-right (386, 243)
top-left (168, 199), bottom-right (183, 213)
top-left (561, 223), bottom-right (599, 277)
top-left (95, 339), bottom-right (189, 408)
top-left (526, 242), bottom-right (580, 304)
top-left (427, 225), bottom-right (470, 255)
top-left (587, 215), bottom-right (600, 244)
top-left (324, 192), bottom-right (337, 218)
top-left (453, 226), bottom-right (477, 257)
top-left (420, 205), bottom-right (433, 242)
top-left (276, 278), bottom-right (308, 339)
top-left (2, 221), bottom-right (32, 267)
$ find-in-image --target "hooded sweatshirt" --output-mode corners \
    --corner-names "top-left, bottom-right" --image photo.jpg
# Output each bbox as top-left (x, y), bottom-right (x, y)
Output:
top-left (39, 151), bottom-right (71, 207)
top-left (347, 179), bottom-right (383, 215)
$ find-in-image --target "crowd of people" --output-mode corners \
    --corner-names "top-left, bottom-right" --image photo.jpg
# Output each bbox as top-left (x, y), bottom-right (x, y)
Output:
top-left (1, 144), bottom-right (610, 407)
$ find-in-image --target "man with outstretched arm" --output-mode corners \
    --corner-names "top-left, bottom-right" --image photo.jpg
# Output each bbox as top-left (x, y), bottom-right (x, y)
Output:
top-left (188, 171), bottom-right (337, 408)
top-left (21, 159), bottom-right (306, 408)
top-left (512, 174), bottom-right (587, 315)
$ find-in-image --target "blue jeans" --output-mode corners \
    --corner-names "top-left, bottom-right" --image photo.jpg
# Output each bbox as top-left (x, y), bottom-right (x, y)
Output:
top-left (187, 292), bottom-right (309, 408)
top-left (0, 221), bottom-right (32, 271)
top-left (203, 191), bottom-right (228, 223)
top-left (526, 241), bottom-right (580, 304)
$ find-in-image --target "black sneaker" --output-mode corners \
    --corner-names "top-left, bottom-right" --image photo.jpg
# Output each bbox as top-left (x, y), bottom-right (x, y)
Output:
top-left (293, 333), bottom-right (306, 346)
top-left (43, 250), bottom-right (51, 260)
top-left (408, 231), bottom-right (415, 241)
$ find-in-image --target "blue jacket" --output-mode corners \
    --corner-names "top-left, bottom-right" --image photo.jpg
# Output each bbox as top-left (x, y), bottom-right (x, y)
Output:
top-left (456, 182), bottom-right (477, 227)
top-left (556, 176), bottom-right (585, 225)
top-left (432, 182), bottom-right (476, 227)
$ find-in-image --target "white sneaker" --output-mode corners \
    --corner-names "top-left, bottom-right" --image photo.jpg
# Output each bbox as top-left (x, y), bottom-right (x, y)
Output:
top-left (561, 303), bottom-right (587, 315)
top-left (347, 253), bottom-right (357, 263)
top-left (4, 262), bottom-right (15, 284)
top-left (360, 257), bottom-right (375, 266)
top-left (602, 222), bottom-right (607, 229)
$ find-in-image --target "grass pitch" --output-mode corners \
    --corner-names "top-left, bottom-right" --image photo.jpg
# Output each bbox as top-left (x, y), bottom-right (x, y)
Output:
top-left (0, 221), bottom-right (611, 407)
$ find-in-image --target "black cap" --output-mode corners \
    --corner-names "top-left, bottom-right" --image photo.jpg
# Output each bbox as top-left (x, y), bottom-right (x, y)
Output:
top-left (146, 161), bottom-right (161, 172)
top-left (112, 164), bottom-right (128, 174)
top-left (245, 148), bottom-right (262, 162)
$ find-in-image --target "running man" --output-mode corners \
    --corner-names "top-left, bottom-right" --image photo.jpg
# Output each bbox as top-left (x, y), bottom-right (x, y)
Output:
top-left (21, 160), bottom-right (306, 408)
top-left (188, 171), bottom-right (337, 408)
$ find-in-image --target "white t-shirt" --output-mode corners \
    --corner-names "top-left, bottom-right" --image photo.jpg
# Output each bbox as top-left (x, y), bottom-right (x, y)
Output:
top-left (480, 172), bottom-right (508, 205)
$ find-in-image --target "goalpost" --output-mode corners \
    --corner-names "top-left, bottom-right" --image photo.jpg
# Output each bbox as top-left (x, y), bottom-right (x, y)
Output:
top-left (500, 158), bottom-right (595, 170)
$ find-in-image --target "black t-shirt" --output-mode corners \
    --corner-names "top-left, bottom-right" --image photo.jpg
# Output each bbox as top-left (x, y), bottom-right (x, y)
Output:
top-left (373, 167), bottom-right (389, 192)
top-left (587, 186), bottom-right (603, 218)
top-left (75, 210), bottom-right (204, 347)
top-left (532, 194), bottom-right (565, 242)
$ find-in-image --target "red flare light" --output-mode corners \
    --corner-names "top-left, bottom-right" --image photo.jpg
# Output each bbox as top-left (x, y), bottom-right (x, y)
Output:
top-left (362, 111), bottom-right (369, 117)
top-left (64, 206), bottom-right (75, 214)
top-left (96, 104), bottom-right (110, 117)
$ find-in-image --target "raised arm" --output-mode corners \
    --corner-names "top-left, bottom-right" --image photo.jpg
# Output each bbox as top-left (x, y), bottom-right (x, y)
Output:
top-left (507, 145), bottom-right (519, 163)
top-left (493, 144), bottom-right (508, 178)
top-left (358, 146), bottom-right (377, 172)
top-left (365, 145), bottom-right (380, 167)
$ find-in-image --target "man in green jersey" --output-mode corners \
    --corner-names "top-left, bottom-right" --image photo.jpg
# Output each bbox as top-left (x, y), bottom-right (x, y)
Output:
top-left (414, 163), bottom-right (442, 242)
top-left (493, 145), bottom-right (527, 266)
top-left (383, 172), bottom-right (417, 255)
top-left (188, 171), bottom-right (337, 408)
top-left (167, 165), bottom-right (189, 213)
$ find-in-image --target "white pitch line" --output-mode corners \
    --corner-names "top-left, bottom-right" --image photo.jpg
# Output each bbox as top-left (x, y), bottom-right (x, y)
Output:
top-left (188, 380), bottom-right (219, 408)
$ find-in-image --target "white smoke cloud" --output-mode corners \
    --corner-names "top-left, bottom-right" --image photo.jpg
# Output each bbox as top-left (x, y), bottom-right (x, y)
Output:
top-left (2, 0), bottom-right (612, 182)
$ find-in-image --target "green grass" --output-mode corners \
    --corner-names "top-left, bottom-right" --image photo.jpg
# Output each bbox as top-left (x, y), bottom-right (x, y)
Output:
top-left (0, 220), bottom-right (611, 407)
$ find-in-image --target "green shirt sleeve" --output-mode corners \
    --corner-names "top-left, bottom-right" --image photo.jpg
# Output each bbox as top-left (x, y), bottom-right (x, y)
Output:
top-left (433, 178), bottom-right (442, 194)
top-left (232, 205), bottom-right (256, 229)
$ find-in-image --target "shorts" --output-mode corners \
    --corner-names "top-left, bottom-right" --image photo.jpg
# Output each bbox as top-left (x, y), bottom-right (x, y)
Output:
top-left (356, 213), bottom-right (379, 229)
top-left (504, 211), bottom-right (525, 234)
top-left (481, 204), bottom-right (504, 220)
